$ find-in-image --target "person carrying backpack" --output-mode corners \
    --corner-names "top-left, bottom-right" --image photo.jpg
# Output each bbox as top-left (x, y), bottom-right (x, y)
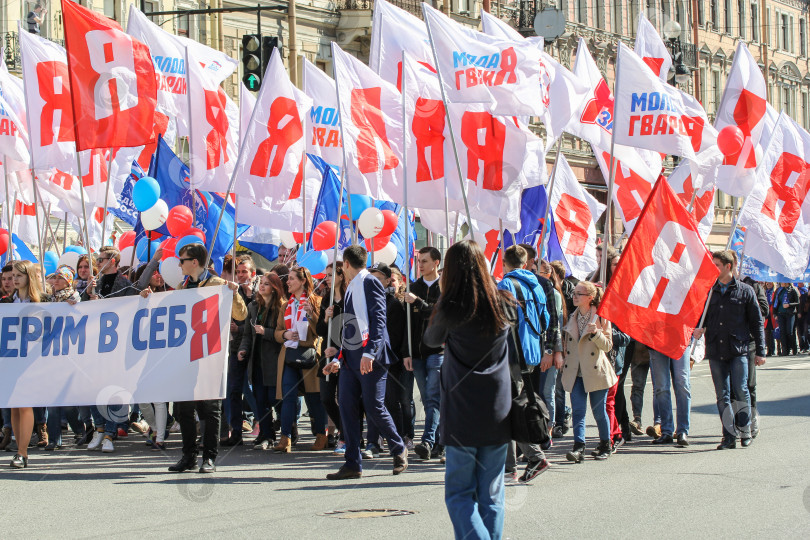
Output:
top-left (498, 245), bottom-right (551, 483)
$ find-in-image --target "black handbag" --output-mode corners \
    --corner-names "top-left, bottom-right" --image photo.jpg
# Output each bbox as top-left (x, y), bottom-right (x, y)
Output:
top-left (284, 346), bottom-right (318, 370)
top-left (507, 289), bottom-right (550, 446)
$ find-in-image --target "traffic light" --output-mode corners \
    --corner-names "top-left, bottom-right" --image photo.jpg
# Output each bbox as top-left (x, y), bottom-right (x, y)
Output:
top-left (261, 36), bottom-right (279, 78)
top-left (242, 34), bottom-right (262, 91)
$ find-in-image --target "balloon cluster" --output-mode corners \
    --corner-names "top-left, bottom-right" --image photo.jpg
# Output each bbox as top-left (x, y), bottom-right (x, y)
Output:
top-left (277, 194), bottom-right (399, 275)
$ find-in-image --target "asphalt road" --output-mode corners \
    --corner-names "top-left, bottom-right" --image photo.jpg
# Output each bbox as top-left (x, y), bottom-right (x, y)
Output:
top-left (1, 354), bottom-right (809, 539)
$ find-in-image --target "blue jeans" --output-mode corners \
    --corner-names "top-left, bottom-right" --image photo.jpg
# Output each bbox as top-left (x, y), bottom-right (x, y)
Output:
top-left (280, 364), bottom-right (327, 437)
top-left (90, 404), bottom-right (128, 436)
top-left (709, 356), bottom-right (750, 439)
top-left (777, 313), bottom-right (797, 354)
top-left (570, 377), bottom-right (610, 444)
top-left (538, 366), bottom-right (557, 423)
top-left (413, 353), bottom-right (443, 446)
top-left (2, 408), bottom-right (10, 429)
top-left (46, 407), bottom-right (83, 446)
top-left (649, 349), bottom-right (691, 436)
top-left (554, 375), bottom-right (569, 425)
top-left (445, 444), bottom-right (507, 540)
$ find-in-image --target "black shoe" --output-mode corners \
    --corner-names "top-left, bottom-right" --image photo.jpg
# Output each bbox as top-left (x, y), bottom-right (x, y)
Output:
top-left (10, 454), bottom-right (27, 468)
top-left (740, 437), bottom-right (753, 447)
top-left (290, 424), bottom-right (299, 446)
top-left (76, 430), bottom-right (93, 446)
top-left (430, 443), bottom-right (445, 459)
top-left (593, 440), bottom-right (611, 460)
top-left (168, 454), bottom-right (198, 472)
top-left (564, 410), bottom-right (572, 428)
top-left (199, 458), bottom-right (216, 473)
top-left (414, 441), bottom-right (432, 460)
top-left (327, 433), bottom-right (337, 449)
top-left (326, 466), bottom-right (362, 480)
top-left (652, 434), bottom-right (674, 445)
top-left (221, 435), bottom-right (243, 447)
top-left (44, 442), bottom-right (61, 451)
top-left (716, 438), bottom-right (736, 450)
top-left (566, 443), bottom-right (585, 463)
top-left (520, 458), bottom-right (550, 482)
top-left (611, 437), bottom-right (626, 454)
top-left (393, 451), bottom-right (408, 475)
top-left (676, 433), bottom-right (689, 447)
top-left (552, 425), bottom-right (567, 438)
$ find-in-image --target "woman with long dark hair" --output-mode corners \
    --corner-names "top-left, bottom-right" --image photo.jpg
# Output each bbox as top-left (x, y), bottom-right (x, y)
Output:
top-left (423, 240), bottom-right (513, 540)
top-left (315, 263), bottom-right (346, 453)
top-left (3, 261), bottom-right (46, 468)
top-left (239, 273), bottom-right (286, 449)
top-left (273, 267), bottom-right (328, 452)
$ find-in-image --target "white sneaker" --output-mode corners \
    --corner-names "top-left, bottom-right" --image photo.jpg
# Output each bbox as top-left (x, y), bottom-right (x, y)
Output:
top-left (130, 420), bottom-right (149, 434)
top-left (169, 421), bottom-right (181, 433)
top-left (87, 431), bottom-right (105, 451)
top-left (101, 437), bottom-right (114, 453)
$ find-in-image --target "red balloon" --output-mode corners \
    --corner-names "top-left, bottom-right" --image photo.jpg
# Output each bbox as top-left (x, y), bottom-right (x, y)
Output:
top-left (717, 125), bottom-right (745, 157)
top-left (0, 228), bottom-right (9, 256)
top-left (313, 272), bottom-right (326, 280)
top-left (166, 206), bottom-right (194, 237)
top-left (379, 210), bottom-right (398, 237)
top-left (146, 230), bottom-right (163, 241)
top-left (161, 237), bottom-right (179, 260)
top-left (118, 231), bottom-right (136, 249)
top-left (312, 221), bottom-right (337, 251)
top-left (181, 227), bottom-right (206, 243)
top-left (365, 234), bottom-right (391, 251)
top-left (292, 231), bottom-right (311, 244)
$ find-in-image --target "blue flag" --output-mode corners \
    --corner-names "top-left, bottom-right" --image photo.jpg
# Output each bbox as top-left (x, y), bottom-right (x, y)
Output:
top-left (108, 161), bottom-right (143, 227)
top-left (1, 234), bottom-right (38, 266)
top-left (504, 185), bottom-right (570, 275)
top-left (731, 229), bottom-right (810, 283)
top-left (307, 154), bottom-right (351, 251)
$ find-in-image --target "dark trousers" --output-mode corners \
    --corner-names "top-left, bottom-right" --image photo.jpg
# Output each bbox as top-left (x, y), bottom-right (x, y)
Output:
top-left (339, 360), bottom-right (405, 471)
top-left (765, 322), bottom-right (775, 357)
top-left (176, 400), bottom-right (221, 461)
top-left (368, 361), bottom-right (411, 444)
top-left (251, 360), bottom-right (276, 442)
top-left (320, 371), bottom-right (342, 436)
top-left (226, 354), bottom-right (248, 433)
top-left (614, 365), bottom-right (631, 437)
top-left (777, 313), bottom-right (797, 355)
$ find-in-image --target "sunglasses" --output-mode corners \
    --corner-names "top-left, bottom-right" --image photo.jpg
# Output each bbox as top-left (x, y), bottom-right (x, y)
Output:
top-left (178, 258), bottom-right (195, 264)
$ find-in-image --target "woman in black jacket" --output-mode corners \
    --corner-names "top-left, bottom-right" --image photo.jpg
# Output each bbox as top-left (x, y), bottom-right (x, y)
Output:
top-left (238, 273), bottom-right (285, 449)
top-left (315, 262), bottom-right (346, 453)
top-left (423, 240), bottom-right (513, 540)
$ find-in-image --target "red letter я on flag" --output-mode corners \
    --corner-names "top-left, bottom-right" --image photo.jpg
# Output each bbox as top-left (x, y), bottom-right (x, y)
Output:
top-left (249, 97), bottom-right (305, 199)
top-left (351, 87), bottom-right (400, 174)
top-left (599, 179), bottom-right (718, 359)
top-left (412, 97), bottom-right (445, 183)
top-left (204, 89), bottom-right (229, 170)
top-left (62, 0), bottom-right (157, 150)
top-left (190, 295), bottom-right (221, 362)
top-left (761, 152), bottom-right (810, 234)
top-left (460, 111), bottom-right (506, 191)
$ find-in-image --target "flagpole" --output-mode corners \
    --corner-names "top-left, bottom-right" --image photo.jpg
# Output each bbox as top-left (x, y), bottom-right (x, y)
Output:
top-left (325, 156), bottom-right (348, 376)
top-left (2, 155), bottom-right (14, 261)
top-left (31, 170), bottom-right (45, 284)
top-left (35, 187), bottom-right (61, 257)
top-left (301, 56), bottom-right (308, 252)
top-left (539, 138), bottom-right (564, 260)
top-left (62, 212), bottom-right (67, 253)
top-left (231, 197), bottom-right (238, 265)
top-left (185, 46), bottom-right (197, 220)
top-left (599, 47), bottom-right (622, 287)
top-left (74, 152), bottom-right (92, 251)
top-left (99, 148), bottom-right (115, 248)
top-left (401, 50), bottom-right (413, 359)
top-left (422, 8), bottom-right (476, 242)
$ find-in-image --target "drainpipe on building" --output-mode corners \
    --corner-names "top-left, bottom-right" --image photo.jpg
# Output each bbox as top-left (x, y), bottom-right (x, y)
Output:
top-left (289, 0), bottom-right (298, 86)
top-left (760, 0), bottom-right (768, 100)
top-left (483, 0), bottom-right (490, 13)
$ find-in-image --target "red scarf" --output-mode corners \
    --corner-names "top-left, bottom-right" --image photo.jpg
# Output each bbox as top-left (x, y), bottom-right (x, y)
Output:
top-left (284, 293), bottom-right (307, 330)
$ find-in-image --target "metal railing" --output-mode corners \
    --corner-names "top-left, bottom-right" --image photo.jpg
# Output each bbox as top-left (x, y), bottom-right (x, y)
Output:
top-left (2, 31), bottom-right (65, 71)
top-left (337, 0), bottom-right (424, 18)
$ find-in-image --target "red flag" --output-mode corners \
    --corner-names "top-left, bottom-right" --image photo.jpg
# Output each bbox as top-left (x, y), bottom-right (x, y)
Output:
top-left (62, 0), bottom-right (157, 150)
top-left (598, 179), bottom-right (718, 359)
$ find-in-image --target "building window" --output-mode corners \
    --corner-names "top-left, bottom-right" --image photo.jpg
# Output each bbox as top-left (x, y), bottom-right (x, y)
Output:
top-left (724, 0), bottom-right (732, 33)
top-left (577, 0), bottom-right (588, 24)
top-left (178, 14), bottom-right (189, 36)
top-left (700, 67), bottom-right (708, 105)
top-left (710, 0), bottom-right (718, 28)
top-left (646, 0), bottom-right (656, 27)
top-left (802, 19), bottom-right (807, 56)
top-left (676, 1), bottom-right (685, 25)
top-left (711, 70), bottom-right (721, 114)
top-left (630, 0), bottom-right (640, 34)
top-left (782, 14), bottom-right (789, 51)
top-left (104, 0), bottom-right (115, 19)
top-left (698, 0), bottom-right (704, 25)
top-left (803, 91), bottom-right (809, 128)
top-left (751, 2), bottom-right (758, 42)
top-left (613, 3), bottom-right (623, 34)
top-left (595, 0), bottom-right (605, 29)
top-left (737, 1), bottom-right (745, 39)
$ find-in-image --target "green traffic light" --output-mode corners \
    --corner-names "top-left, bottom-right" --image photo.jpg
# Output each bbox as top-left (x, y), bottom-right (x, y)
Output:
top-left (246, 74), bottom-right (260, 90)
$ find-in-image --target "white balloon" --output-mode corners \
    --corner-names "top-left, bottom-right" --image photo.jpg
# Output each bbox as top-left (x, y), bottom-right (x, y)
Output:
top-left (119, 246), bottom-right (139, 267)
top-left (373, 242), bottom-right (397, 265)
top-left (280, 230), bottom-right (298, 249)
top-left (57, 251), bottom-right (80, 272)
top-left (159, 257), bottom-right (186, 289)
top-left (141, 199), bottom-right (169, 231)
top-left (357, 207), bottom-right (384, 238)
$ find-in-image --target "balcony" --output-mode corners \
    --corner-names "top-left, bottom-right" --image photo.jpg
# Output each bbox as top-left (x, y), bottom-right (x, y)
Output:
top-left (337, 0), bottom-right (424, 18)
top-left (2, 31), bottom-right (65, 73)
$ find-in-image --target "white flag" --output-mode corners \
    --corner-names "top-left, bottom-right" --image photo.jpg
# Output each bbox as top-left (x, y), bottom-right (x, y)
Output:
top-left (634, 11), bottom-right (672, 81)
top-left (232, 49), bottom-right (311, 211)
top-left (369, 0), bottom-right (434, 88)
top-left (667, 160), bottom-right (716, 241)
top-left (304, 58), bottom-right (343, 169)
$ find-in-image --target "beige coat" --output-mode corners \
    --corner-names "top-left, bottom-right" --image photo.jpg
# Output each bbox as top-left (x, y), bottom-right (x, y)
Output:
top-left (560, 309), bottom-right (617, 393)
top-left (274, 295), bottom-right (322, 398)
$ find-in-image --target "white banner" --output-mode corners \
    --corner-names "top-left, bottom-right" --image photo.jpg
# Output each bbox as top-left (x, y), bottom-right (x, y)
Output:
top-left (0, 287), bottom-right (232, 407)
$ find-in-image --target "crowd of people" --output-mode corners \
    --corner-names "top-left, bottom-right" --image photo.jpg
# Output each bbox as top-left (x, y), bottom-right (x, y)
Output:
top-left (0, 236), bottom-right (786, 539)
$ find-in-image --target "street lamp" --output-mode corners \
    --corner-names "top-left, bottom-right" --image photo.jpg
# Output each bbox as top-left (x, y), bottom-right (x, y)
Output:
top-left (662, 20), bottom-right (692, 86)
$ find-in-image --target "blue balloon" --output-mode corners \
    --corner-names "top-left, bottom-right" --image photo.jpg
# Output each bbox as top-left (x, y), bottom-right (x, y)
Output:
top-left (175, 235), bottom-right (204, 254)
top-left (135, 237), bottom-right (162, 262)
top-left (43, 251), bottom-right (58, 275)
top-left (64, 245), bottom-right (87, 255)
top-left (132, 176), bottom-right (161, 211)
top-left (298, 250), bottom-right (328, 276)
top-left (349, 194), bottom-right (373, 221)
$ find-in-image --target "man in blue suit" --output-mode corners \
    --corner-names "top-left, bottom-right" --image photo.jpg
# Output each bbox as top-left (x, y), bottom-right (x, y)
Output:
top-left (323, 245), bottom-right (408, 479)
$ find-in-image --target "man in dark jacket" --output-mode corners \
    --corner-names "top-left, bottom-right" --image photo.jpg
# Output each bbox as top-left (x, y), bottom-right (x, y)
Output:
top-left (774, 282), bottom-right (800, 356)
top-left (403, 247), bottom-right (444, 460)
top-left (694, 250), bottom-right (765, 450)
